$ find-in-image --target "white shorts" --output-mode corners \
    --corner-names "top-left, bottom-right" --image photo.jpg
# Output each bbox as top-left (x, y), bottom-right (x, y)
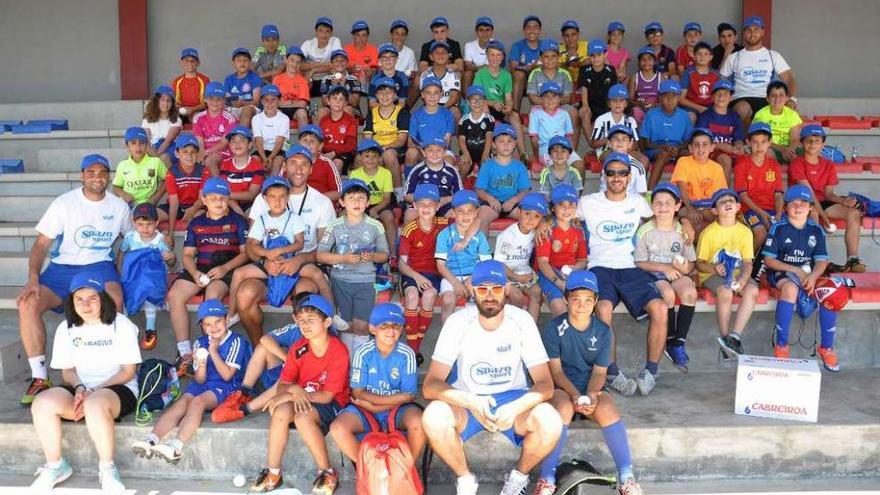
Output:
top-left (440, 275), bottom-right (470, 295)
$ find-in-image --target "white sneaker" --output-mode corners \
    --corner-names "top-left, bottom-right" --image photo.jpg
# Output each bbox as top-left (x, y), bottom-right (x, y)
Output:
top-left (636, 369), bottom-right (656, 396)
top-left (607, 372), bottom-right (637, 396)
top-left (499, 470), bottom-right (529, 495)
top-left (30, 458), bottom-right (72, 494)
top-left (455, 475), bottom-right (479, 495)
top-left (332, 313), bottom-right (350, 332)
top-left (99, 464), bottom-right (126, 495)
top-left (152, 442), bottom-right (182, 464)
top-left (131, 438), bottom-right (155, 459)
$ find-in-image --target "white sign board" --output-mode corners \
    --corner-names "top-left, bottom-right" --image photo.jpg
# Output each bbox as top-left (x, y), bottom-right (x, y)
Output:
top-left (735, 354), bottom-right (821, 423)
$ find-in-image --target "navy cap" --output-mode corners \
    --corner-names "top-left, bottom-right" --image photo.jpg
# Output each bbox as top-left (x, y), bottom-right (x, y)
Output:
top-left (287, 46), bottom-right (305, 59)
top-left (261, 84), bottom-right (281, 98)
top-left (124, 126), bottom-right (148, 143)
top-left (203, 81), bottom-right (225, 98)
top-left (785, 184), bottom-right (814, 203)
top-left (493, 123), bottom-right (517, 139)
top-left (330, 49), bottom-right (348, 60)
top-left (637, 46), bottom-right (656, 58)
top-left (689, 127), bottom-right (715, 142)
top-left (608, 83), bottom-right (629, 100)
top-left (603, 151), bottom-right (632, 170)
top-left (315, 16), bottom-right (333, 29)
top-left (607, 21), bottom-right (625, 33)
top-left (369, 302), bottom-right (406, 326)
top-left (800, 124), bottom-right (827, 141)
top-left (378, 43), bottom-right (398, 57)
top-left (326, 84), bottom-right (350, 96)
top-left (197, 299), bottom-right (227, 322)
top-left (472, 260), bottom-right (507, 286)
top-left (659, 79), bottom-right (682, 95)
top-left (475, 16), bottom-right (494, 28)
top-left (430, 16), bottom-right (449, 28)
top-left (711, 79), bottom-right (735, 94)
top-left (132, 202), bottom-right (158, 220)
top-left (154, 85), bottom-right (175, 98)
top-left (683, 22), bottom-right (702, 34)
top-left (644, 21), bottom-right (664, 34)
top-left (180, 47), bottom-right (200, 60)
top-left (561, 19), bottom-right (580, 32)
top-left (390, 19), bottom-right (409, 32)
top-left (373, 76), bottom-right (398, 91)
top-left (69, 272), bottom-right (105, 293)
top-left (743, 15), bottom-right (765, 29)
top-left (549, 135), bottom-right (573, 151)
top-left (285, 144), bottom-right (314, 161)
top-left (298, 124), bottom-right (324, 141)
top-left (717, 22), bottom-right (737, 35)
top-left (261, 175), bottom-right (290, 194)
top-left (551, 184), bottom-right (578, 204)
top-left (451, 189), bottom-right (479, 208)
top-left (430, 40), bottom-right (450, 53)
top-left (357, 138), bottom-right (383, 154)
top-left (520, 192), bottom-right (549, 216)
top-left (351, 20), bottom-right (369, 34)
top-left (565, 269), bottom-right (599, 292)
top-left (747, 122), bottom-right (773, 138)
top-left (175, 133), bottom-right (200, 150)
top-left (588, 39), bottom-right (608, 55)
top-left (421, 76), bottom-right (443, 90)
top-left (341, 178), bottom-right (369, 195)
top-left (608, 124), bottom-right (635, 139)
top-left (296, 294), bottom-right (335, 319)
top-left (423, 135), bottom-right (447, 148)
top-left (466, 85), bottom-right (486, 98)
top-left (652, 181), bottom-right (681, 201)
top-left (486, 40), bottom-right (506, 53)
top-left (261, 24), bottom-right (280, 39)
top-left (539, 39), bottom-right (560, 54)
top-left (413, 183), bottom-right (440, 202)
top-left (202, 177), bottom-right (231, 197)
top-left (711, 188), bottom-right (739, 207)
top-left (522, 14), bottom-right (541, 27)
top-left (694, 41), bottom-right (713, 53)
top-left (231, 47), bottom-right (251, 59)
top-left (225, 125), bottom-right (252, 141)
top-left (540, 81), bottom-right (563, 95)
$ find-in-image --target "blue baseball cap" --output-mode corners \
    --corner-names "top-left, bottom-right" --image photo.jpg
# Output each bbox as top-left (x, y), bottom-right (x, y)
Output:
top-left (660, 79), bottom-right (682, 95)
top-left (296, 293), bottom-right (335, 319)
top-left (539, 39), bottom-right (560, 54)
top-left (522, 14), bottom-right (541, 27)
top-left (421, 76), bottom-right (443, 90)
top-left (471, 260), bottom-right (507, 286)
top-left (608, 124), bottom-right (635, 139)
top-left (588, 39), bottom-right (608, 55)
top-left (540, 81), bottom-right (563, 95)
top-left (652, 182), bottom-right (681, 201)
top-left (175, 133), bottom-right (200, 150)
top-left (261, 24), bottom-right (280, 39)
top-left (132, 202), bottom-right (158, 220)
top-left (378, 43), bottom-right (398, 56)
top-left (357, 138), bottom-right (383, 154)
top-left (743, 16), bottom-right (765, 29)
top-left (430, 16), bottom-right (449, 28)
top-left (369, 303), bottom-right (405, 326)
top-left (548, 135), bottom-right (573, 151)
top-left (711, 79), bottom-right (735, 94)
top-left (785, 184), bottom-right (814, 203)
top-left (285, 144), bottom-right (314, 161)
top-left (486, 40), bottom-right (506, 54)
top-left (565, 269), bottom-right (599, 292)
top-left (476, 16), bottom-right (494, 28)
top-left (204, 81), bottom-right (225, 98)
top-left (466, 85), bottom-right (486, 98)
top-left (603, 151), bottom-right (632, 170)
top-left (520, 192), bottom-right (549, 216)
top-left (800, 124), bottom-right (827, 141)
top-left (607, 21), bottom-right (625, 33)
top-left (747, 122), bottom-right (773, 137)
top-left (231, 47), bottom-right (251, 59)
top-left (689, 127), bottom-right (715, 142)
top-left (390, 19), bottom-right (409, 32)
top-left (414, 184), bottom-right (440, 202)
top-left (261, 84), bottom-right (281, 98)
top-left (154, 85), bottom-right (175, 98)
top-left (683, 22), bottom-right (702, 34)
top-left (561, 19), bottom-right (580, 32)
top-left (423, 135), bottom-right (447, 148)
top-left (341, 178), bottom-right (370, 195)
top-left (315, 16), bottom-right (333, 29)
top-left (374, 76), bottom-right (398, 92)
top-left (351, 20), bottom-right (369, 34)
top-left (430, 40), bottom-right (450, 53)
top-left (637, 46), bottom-right (656, 58)
top-left (551, 184), bottom-right (578, 205)
top-left (326, 84), bottom-right (350, 96)
top-left (451, 189), bottom-right (479, 208)
top-left (287, 46), bottom-right (305, 59)
top-left (608, 83), bottom-right (629, 100)
top-left (330, 49), bottom-right (348, 60)
top-left (644, 21), bottom-right (664, 34)
top-left (298, 124), bottom-right (324, 141)
top-left (711, 188), bottom-right (739, 207)
top-left (69, 272), bottom-right (105, 293)
top-left (225, 125), bottom-right (252, 141)
top-left (197, 299), bottom-right (227, 322)
top-left (261, 175), bottom-right (290, 194)
top-left (180, 47), bottom-right (200, 60)
top-left (124, 126), bottom-right (148, 143)
top-left (202, 177), bottom-right (231, 197)
top-left (493, 123), bottom-right (516, 139)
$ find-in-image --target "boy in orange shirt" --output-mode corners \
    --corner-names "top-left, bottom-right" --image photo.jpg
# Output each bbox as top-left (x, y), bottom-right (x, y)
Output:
top-left (272, 47), bottom-right (310, 129)
top-left (171, 48), bottom-right (210, 123)
top-left (344, 20), bottom-right (378, 88)
top-left (671, 128), bottom-right (727, 232)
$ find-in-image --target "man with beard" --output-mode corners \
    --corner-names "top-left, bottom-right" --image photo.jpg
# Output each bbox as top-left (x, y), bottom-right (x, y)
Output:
top-left (422, 259), bottom-right (562, 495)
top-left (17, 154), bottom-right (133, 404)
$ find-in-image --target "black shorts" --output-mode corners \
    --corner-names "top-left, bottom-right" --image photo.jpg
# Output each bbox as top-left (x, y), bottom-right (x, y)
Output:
top-left (176, 263), bottom-right (235, 290)
top-left (731, 97), bottom-right (768, 116)
top-left (479, 200), bottom-right (518, 217)
top-left (820, 200), bottom-right (836, 210)
top-left (310, 80), bottom-right (323, 97)
top-left (489, 106), bottom-right (506, 122)
top-left (370, 195), bottom-right (399, 216)
top-left (336, 152), bottom-right (356, 175)
top-left (279, 106), bottom-right (308, 120)
top-left (401, 273), bottom-right (442, 293)
top-left (59, 384), bottom-right (137, 420)
top-left (158, 203), bottom-right (193, 220)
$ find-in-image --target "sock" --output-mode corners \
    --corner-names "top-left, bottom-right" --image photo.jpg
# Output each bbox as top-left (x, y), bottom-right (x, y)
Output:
top-left (269, 467), bottom-right (281, 475)
top-left (675, 305), bottom-right (696, 342)
top-left (666, 308), bottom-right (677, 344)
top-left (418, 309), bottom-right (433, 351)
top-left (144, 301), bottom-right (157, 331)
top-left (146, 433), bottom-right (160, 445)
top-left (774, 300), bottom-right (795, 346)
top-left (404, 309), bottom-right (419, 351)
top-left (240, 386), bottom-right (253, 398)
top-left (607, 362), bottom-right (619, 376)
top-left (539, 424), bottom-right (568, 484)
top-left (819, 306), bottom-right (837, 349)
top-left (457, 474), bottom-right (477, 490)
top-left (167, 438), bottom-right (184, 452)
top-left (645, 361), bottom-right (659, 376)
top-left (508, 468), bottom-right (528, 484)
top-left (29, 356), bottom-right (47, 380)
top-left (242, 402), bottom-right (252, 416)
top-left (602, 421), bottom-right (633, 482)
top-left (99, 461), bottom-right (115, 471)
top-left (730, 331), bottom-right (742, 342)
top-left (46, 459), bottom-right (63, 469)
top-left (177, 341), bottom-right (192, 356)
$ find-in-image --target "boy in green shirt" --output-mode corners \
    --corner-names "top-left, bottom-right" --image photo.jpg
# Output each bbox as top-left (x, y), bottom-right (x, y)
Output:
top-left (473, 40), bottom-right (527, 156)
top-left (752, 81), bottom-right (802, 163)
top-left (113, 126), bottom-right (167, 207)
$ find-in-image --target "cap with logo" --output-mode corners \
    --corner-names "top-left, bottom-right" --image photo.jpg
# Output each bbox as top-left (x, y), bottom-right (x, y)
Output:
top-left (154, 85), bottom-right (175, 98)
top-left (799, 124), bottom-right (827, 141)
top-left (747, 122), bottom-right (773, 138)
top-left (69, 272), bottom-right (105, 293)
top-left (231, 47), bottom-right (251, 59)
top-left (540, 81), bottom-right (563, 95)
top-left (785, 184), bottom-right (814, 203)
top-left (203, 81), bottom-right (226, 99)
top-left (711, 79), bottom-right (735, 94)
top-left (341, 178), bottom-right (370, 196)
top-left (124, 126), bottom-right (148, 143)
top-left (588, 39), bottom-right (608, 55)
top-left (413, 184), bottom-right (440, 202)
top-left (330, 49), bottom-right (349, 61)
top-left (471, 260), bottom-right (507, 286)
top-left (451, 189), bottom-right (479, 208)
top-left (475, 16), bottom-right (494, 28)
top-left (378, 43), bottom-right (398, 57)
top-left (197, 299), bottom-right (228, 322)
top-left (225, 125), bottom-right (252, 141)
top-left (608, 83), bottom-right (629, 100)
top-left (608, 124), bottom-right (635, 139)
top-left (539, 39), bottom-right (560, 54)
top-left (430, 40), bottom-right (450, 53)
top-left (522, 15), bottom-right (541, 27)
top-left (493, 123), bottom-right (516, 139)
top-left (711, 188), bottom-right (739, 207)
top-left (637, 46), bottom-right (656, 59)
top-left (202, 177), bottom-right (231, 197)
top-left (520, 192), bottom-right (549, 216)
top-left (652, 182), bottom-right (681, 201)
top-left (390, 19), bottom-right (409, 32)
top-left (466, 85), bottom-right (486, 99)
top-left (607, 21), bottom-right (625, 33)
top-left (369, 302), bottom-right (406, 326)
top-left (689, 127), bottom-right (715, 142)
top-left (298, 124), bottom-right (324, 141)
top-left (351, 20), bottom-right (369, 34)
top-left (315, 16), bottom-right (334, 29)
top-left (180, 47), bottom-right (200, 60)
top-left (261, 84), bottom-right (281, 98)
top-left (644, 21), bottom-right (664, 34)
top-left (561, 19), bottom-right (580, 32)
top-left (430, 16), bottom-right (449, 29)
top-left (261, 24), bottom-right (280, 39)
top-left (603, 151), bottom-right (632, 170)
top-left (261, 175), bottom-right (290, 194)
top-left (549, 135), bottom-right (573, 151)
top-left (285, 144), bottom-right (314, 161)
top-left (565, 270), bottom-right (599, 292)
top-left (296, 294), bottom-right (335, 319)
top-left (683, 22), bottom-right (702, 34)
top-left (421, 76), bottom-right (443, 90)
top-left (175, 134), bottom-right (200, 150)
top-left (743, 16), bottom-right (765, 29)
top-left (551, 184), bottom-right (579, 205)
top-left (357, 139), bottom-right (383, 154)
top-left (132, 202), bottom-right (158, 221)
top-left (659, 79), bottom-right (682, 95)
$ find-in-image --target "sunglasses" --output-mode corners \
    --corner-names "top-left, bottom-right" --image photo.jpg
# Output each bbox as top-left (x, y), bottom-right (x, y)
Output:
top-left (604, 169), bottom-right (631, 177)
top-left (474, 284), bottom-right (505, 297)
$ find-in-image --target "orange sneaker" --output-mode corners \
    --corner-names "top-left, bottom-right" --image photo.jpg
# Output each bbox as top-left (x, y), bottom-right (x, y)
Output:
top-left (774, 344), bottom-right (790, 359)
top-left (211, 391), bottom-right (249, 424)
top-left (140, 329), bottom-right (157, 350)
top-left (816, 346), bottom-right (840, 372)
top-left (249, 468), bottom-right (283, 493)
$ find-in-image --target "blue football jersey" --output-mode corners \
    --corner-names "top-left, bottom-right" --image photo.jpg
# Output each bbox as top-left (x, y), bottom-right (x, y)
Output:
top-left (540, 314), bottom-right (612, 394)
top-left (762, 217), bottom-right (828, 270)
top-left (350, 340), bottom-right (418, 396)
top-left (193, 331), bottom-right (252, 386)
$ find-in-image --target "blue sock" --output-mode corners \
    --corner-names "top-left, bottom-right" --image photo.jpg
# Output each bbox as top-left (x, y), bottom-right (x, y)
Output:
top-left (819, 306), bottom-right (837, 349)
top-left (645, 361), bottom-right (658, 375)
top-left (607, 362), bottom-right (619, 376)
top-left (603, 421), bottom-right (633, 481)
top-left (774, 300), bottom-right (794, 346)
top-left (539, 424), bottom-right (568, 483)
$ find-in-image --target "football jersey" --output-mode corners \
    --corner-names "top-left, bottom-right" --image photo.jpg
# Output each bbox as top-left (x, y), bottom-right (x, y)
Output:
top-left (675, 45), bottom-right (696, 69)
top-left (220, 156), bottom-right (266, 200)
top-left (113, 155), bottom-right (167, 204)
top-left (268, 323), bottom-right (304, 348)
top-left (272, 72), bottom-right (310, 102)
top-left (166, 164), bottom-right (210, 208)
top-left (307, 155), bottom-right (342, 196)
top-left (762, 218), bottom-right (828, 270)
top-left (541, 314), bottom-right (612, 393)
top-left (248, 210), bottom-right (306, 246)
top-left (172, 72), bottom-right (210, 108)
top-left (350, 340), bottom-right (418, 396)
top-left (696, 108), bottom-right (745, 144)
top-left (695, 221), bottom-right (754, 283)
top-left (510, 39), bottom-right (543, 67)
top-left (734, 155), bottom-right (784, 211)
top-left (318, 216), bottom-right (388, 283)
top-left (249, 185), bottom-right (336, 253)
top-left (319, 73), bottom-right (363, 96)
top-left (349, 167), bottom-right (393, 205)
top-left (184, 212), bottom-right (248, 268)
top-left (192, 331), bottom-right (252, 385)
top-left (527, 69), bottom-right (573, 96)
top-left (590, 112), bottom-right (640, 144)
top-left (529, 107), bottom-right (573, 158)
top-left (223, 71), bottom-right (263, 102)
top-left (474, 159), bottom-right (530, 202)
top-left (681, 67), bottom-right (722, 107)
top-left (120, 230), bottom-right (171, 254)
top-left (319, 112), bottom-right (358, 155)
top-left (458, 112), bottom-right (495, 156)
top-left (368, 71), bottom-right (410, 101)
top-left (752, 106), bottom-right (803, 147)
top-left (399, 218), bottom-right (448, 274)
top-left (649, 44), bottom-right (676, 74)
top-left (641, 107), bottom-right (693, 146)
top-left (404, 161), bottom-right (462, 200)
top-left (578, 192), bottom-right (653, 269)
top-left (634, 220), bottom-right (696, 278)
top-left (535, 224), bottom-right (587, 268)
top-left (363, 105), bottom-right (410, 148)
top-left (494, 223), bottom-right (536, 273)
top-left (472, 67), bottom-right (513, 103)
top-left (435, 225), bottom-right (492, 276)
top-left (670, 156), bottom-right (728, 207)
top-left (192, 110), bottom-right (236, 153)
top-left (280, 336), bottom-right (351, 407)
top-left (409, 106), bottom-right (456, 145)
top-left (253, 46), bottom-right (287, 75)
top-left (788, 156), bottom-right (838, 202)
top-left (577, 64), bottom-right (616, 115)
top-left (419, 38), bottom-right (464, 64)
top-left (539, 166), bottom-right (583, 197)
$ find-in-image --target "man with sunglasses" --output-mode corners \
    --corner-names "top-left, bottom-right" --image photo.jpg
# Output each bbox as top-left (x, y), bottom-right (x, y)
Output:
top-left (578, 152), bottom-right (668, 397)
top-left (422, 260), bottom-right (562, 495)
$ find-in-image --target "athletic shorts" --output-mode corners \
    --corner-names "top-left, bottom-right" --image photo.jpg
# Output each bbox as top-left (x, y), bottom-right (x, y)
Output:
top-left (820, 200), bottom-right (836, 210)
top-left (489, 107), bottom-right (506, 122)
top-left (288, 402), bottom-right (341, 432)
top-left (743, 209), bottom-right (776, 229)
top-left (644, 147), bottom-right (682, 161)
top-left (40, 261), bottom-right (121, 311)
top-left (58, 384), bottom-right (136, 420)
top-left (175, 263), bottom-right (235, 291)
top-left (439, 275), bottom-right (470, 295)
top-left (331, 279), bottom-right (374, 323)
top-left (157, 202), bottom-right (194, 220)
top-left (541, 150), bottom-right (582, 168)
top-left (335, 152), bottom-right (356, 175)
top-left (279, 106), bottom-right (309, 120)
top-left (479, 200), bottom-right (519, 217)
top-left (260, 365), bottom-right (283, 390)
top-left (731, 97), bottom-right (768, 116)
top-left (185, 381), bottom-right (238, 404)
top-left (401, 273), bottom-right (442, 293)
top-left (591, 266), bottom-right (661, 320)
top-left (538, 271), bottom-right (564, 302)
top-left (460, 389), bottom-right (527, 446)
top-left (339, 402), bottom-right (420, 437)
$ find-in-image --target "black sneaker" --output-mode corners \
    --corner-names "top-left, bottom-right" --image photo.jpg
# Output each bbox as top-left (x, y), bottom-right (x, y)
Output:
top-left (845, 257), bottom-right (867, 273)
top-left (416, 353), bottom-right (424, 367)
top-left (174, 353), bottom-right (194, 377)
top-left (717, 335), bottom-right (743, 358)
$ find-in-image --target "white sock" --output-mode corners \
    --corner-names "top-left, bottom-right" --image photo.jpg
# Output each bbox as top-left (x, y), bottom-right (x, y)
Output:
top-left (144, 301), bottom-right (158, 330)
top-left (46, 459), bottom-right (63, 469)
top-left (146, 433), bottom-right (160, 445)
top-left (508, 469), bottom-right (528, 484)
top-left (29, 356), bottom-right (47, 380)
top-left (457, 474), bottom-right (477, 489)
top-left (176, 341), bottom-right (192, 356)
top-left (167, 438), bottom-right (184, 452)
top-left (99, 461), bottom-right (115, 471)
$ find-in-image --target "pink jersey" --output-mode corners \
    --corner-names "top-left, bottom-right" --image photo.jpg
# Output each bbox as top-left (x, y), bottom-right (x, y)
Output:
top-left (192, 110), bottom-right (236, 159)
top-left (606, 46), bottom-right (631, 72)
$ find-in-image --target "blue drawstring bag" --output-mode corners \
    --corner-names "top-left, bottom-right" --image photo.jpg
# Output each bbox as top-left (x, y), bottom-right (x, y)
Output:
top-left (121, 248), bottom-right (168, 314)
top-left (264, 214), bottom-right (300, 307)
top-left (849, 192), bottom-right (880, 217)
top-left (821, 145), bottom-right (846, 164)
top-left (716, 249), bottom-right (742, 289)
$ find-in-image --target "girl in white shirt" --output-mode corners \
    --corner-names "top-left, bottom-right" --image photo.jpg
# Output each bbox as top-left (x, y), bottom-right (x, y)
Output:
top-left (142, 85), bottom-right (182, 169)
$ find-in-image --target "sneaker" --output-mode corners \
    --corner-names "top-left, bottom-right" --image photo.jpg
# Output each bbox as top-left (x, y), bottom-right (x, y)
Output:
top-left (140, 329), bottom-right (157, 350)
top-left (606, 372), bottom-right (637, 396)
top-left (823, 261), bottom-right (846, 275)
top-left (416, 352), bottom-right (425, 367)
top-left (533, 477), bottom-right (557, 495)
top-left (211, 390), bottom-right (250, 423)
top-left (774, 344), bottom-right (790, 359)
top-left (817, 346), bottom-right (840, 372)
top-left (845, 257), bottom-right (867, 273)
top-left (99, 464), bottom-right (125, 495)
top-left (500, 471), bottom-right (529, 495)
top-left (636, 369), bottom-right (656, 396)
top-left (152, 442), bottom-right (182, 464)
top-left (618, 478), bottom-right (644, 495)
top-left (664, 343), bottom-right (689, 373)
top-left (332, 314), bottom-right (350, 332)
top-left (20, 377), bottom-right (51, 405)
top-left (131, 438), bottom-right (155, 459)
top-left (174, 352), bottom-right (193, 377)
top-left (30, 458), bottom-right (73, 493)
top-left (249, 468), bottom-right (283, 493)
top-left (717, 335), bottom-right (743, 358)
top-left (311, 467), bottom-right (339, 495)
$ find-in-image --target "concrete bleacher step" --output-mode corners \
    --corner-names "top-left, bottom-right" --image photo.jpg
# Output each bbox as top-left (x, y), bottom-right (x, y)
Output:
top-left (36, 148), bottom-right (128, 172)
top-left (0, 130), bottom-right (125, 173)
top-left (0, 100), bottom-right (144, 131)
top-left (0, 196), bottom-right (53, 223)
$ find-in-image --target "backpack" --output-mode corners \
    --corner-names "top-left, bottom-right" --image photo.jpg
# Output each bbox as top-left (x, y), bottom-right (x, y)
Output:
top-left (554, 458), bottom-right (617, 495)
top-left (355, 405), bottom-right (424, 495)
top-left (134, 358), bottom-right (181, 426)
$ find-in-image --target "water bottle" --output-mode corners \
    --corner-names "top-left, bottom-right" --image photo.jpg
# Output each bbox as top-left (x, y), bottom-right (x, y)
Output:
top-left (851, 146), bottom-right (859, 163)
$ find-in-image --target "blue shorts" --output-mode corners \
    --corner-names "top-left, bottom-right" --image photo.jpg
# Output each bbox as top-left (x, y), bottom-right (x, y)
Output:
top-left (185, 381), bottom-right (238, 404)
top-left (260, 365), bottom-right (283, 390)
top-left (401, 273), bottom-right (442, 293)
top-left (290, 402), bottom-right (341, 430)
top-left (591, 266), bottom-right (662, 320)
top-left (645, 147), bottom-right (681, 162)
top-left (460, 389), bottom-right (527, 446)
top-left (538, 271), bottom-right (564, 302)
top-left (743, 209), bottom-right (775, 230)
top-left (339, 402), bottom-right (420, 439)
top-left (39, 261), bottom-right (121, 311)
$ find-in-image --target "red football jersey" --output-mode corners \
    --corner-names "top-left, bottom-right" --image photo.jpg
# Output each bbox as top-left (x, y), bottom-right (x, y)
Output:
top-left (788, 156), bottom-right (838, 203)
top-left (279, 336), bottom-right (351, 408)
top-left (535, 224), bottom-right (587, 268)
top-left (172, 72), bottom-right (210, 108)
top-left (319, 113), bottom-right (358, 155)
top-left (307, 155), bottom-right (342, 195)
top-left (219, 156), bottom-right (266, 194)
top-left (734, 155), bottom-right (784, 211)
top-left (399, 218), bottom-right (449, 274)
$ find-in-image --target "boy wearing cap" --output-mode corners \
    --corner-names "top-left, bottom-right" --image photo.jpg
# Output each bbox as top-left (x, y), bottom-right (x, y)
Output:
top-left (695, 189), bottom-right (759, 359)
top-left (171, 48), bottom-right (210, 122)
top-left (475, 124), bottom-right (531, 233)
top-left (560, 20), bottom-right (588, 87)
top-left (540, 136), bottom-right (583, 198)
top-left (528, 40), bottom-right (580, 143)
top-left (789, 125), bottom-right (866, 272)
top-left (642, 80), bottom-right (693, 188)
top-left (590, 83), bottom-right (640, 154)
top-left (600, 125), bottom-right (649, 196)
top-left (368, 44), bottom-right (410, 109)
top-left (224, 48), bottom-right (263, 128)
top-left (510, 15), bottom-right (546, 112)
top-left (162, 134), bottom-right (209, 242)
top-left (419, 41), bottom-right (462, 121)
top-left (113, 127), bottom-right (168, 207)
top-left (457, 85), bottom-right (495, 175)
top-left (538, 270), bottom-right (644, 495)
top-left (317, 179), bottom-right (389, 353)
top-left (132, 299), bottom-right (252, 464)
top-left (435, 190), bottom-right (492, 320)
top-left (390, 20), bottom-right (417, 77)
top-left (537, 184), bottom-right (588, 316)
top-left (752, 81), bottom-right (803, 163)
top-left (329, 302), bottom-right (426, 465)
top-left (463, 16), bottom-right (495, 90)
top-left (319, 84), bottom-right (359, 174)
top-left (252, 85), bottom-right (291, 174)
top-left (118, 202), bottom-right (175, 350)
top-left (529, 81), bottom-right (575, 167)
top-left (345, 20), bottom-right (379, 86)
top-left (301, 17), bottom-right (344, 94)
top-left (679, 42), bottom-right (723, 121)
top-left (472, 41), bottom-right (528, 157)
top-left (253, 24), bottom-right (287, 83)
top-left (671, 127), bottom-right (728, 230)
top-left (349, 140), bottom-right (398, 259)
top-left (296, 125), bottom-right (342, 201)
top-left (494, 192), bottom-right (547, 321)
top-left (272, 48), bottom-right (311, 128)
top-left (405, 78), bottom-right (456, 169)
top-left (734, 122), bottom-right (784, 252)
top-left (317, 51), bottom-right (363, 121)
top-left (627, 46), bottom-right (664, 124)
top-left (696, 79), bottom-right (746, 180)
top-left (675, 22), bottom-right (704, 70)
top-left (711, 23), bottom-right (742, 71)
top-left (418, 17), bottom-right (465, 75)
top-left (578, 39), bottom-right (617, 135)
top-left (219, 126), bottom-right (266, 215)
top-left (363, 78), bottom-right (409, 191)
top-left (643, 22), bottom-right (677, 76)
top-left (403, 136), bottom-right (462, 223)
top-left (167, 178), bottom-right (249, 376)
top-left (192, 81), bottom-right (237, 176)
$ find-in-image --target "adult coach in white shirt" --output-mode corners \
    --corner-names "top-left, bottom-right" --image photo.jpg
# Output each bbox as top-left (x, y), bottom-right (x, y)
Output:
top-left (17, 154), bottom-right (131, 406)
top-left (235, 145), bottom-right (338, 340)
top-left (422, 260), bottom-right (562, 495)
top-left (720, 15), bottom-right (798, 128)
